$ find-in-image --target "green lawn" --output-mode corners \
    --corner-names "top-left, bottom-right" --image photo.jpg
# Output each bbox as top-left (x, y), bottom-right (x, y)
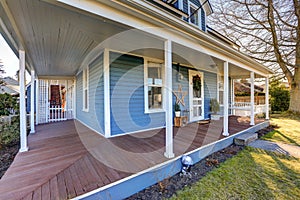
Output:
top-left (172, 147), bottom-right (300, 200)
top-left (262, 112), bottom-right (300, 146)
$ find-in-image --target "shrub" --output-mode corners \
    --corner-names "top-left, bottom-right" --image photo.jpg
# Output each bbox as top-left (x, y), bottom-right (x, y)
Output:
top-left (0, 93), bottom-right (18, 116)
top-left (269, 81), bottom-right (290, 112)
top-left (0, 116), bottom-right (20, 147)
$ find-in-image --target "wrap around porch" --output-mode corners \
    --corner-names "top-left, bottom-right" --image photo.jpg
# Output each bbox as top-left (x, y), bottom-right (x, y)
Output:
top-left (0, 116), bottom-right (266, 200)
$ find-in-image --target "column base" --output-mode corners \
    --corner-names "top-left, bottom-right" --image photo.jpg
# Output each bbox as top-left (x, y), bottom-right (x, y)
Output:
top-left (30, 130), bottom-right (35, 134)
top-left (19, 147), bottom-right (29, 152)
top-left (164, 152), bottom-right (175, 159)
top-left (222, 132), bottom-right (229, 136)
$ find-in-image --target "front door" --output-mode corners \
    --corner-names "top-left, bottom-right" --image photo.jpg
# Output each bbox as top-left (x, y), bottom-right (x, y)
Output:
top-left (189, 70), bottom-right (204, 121)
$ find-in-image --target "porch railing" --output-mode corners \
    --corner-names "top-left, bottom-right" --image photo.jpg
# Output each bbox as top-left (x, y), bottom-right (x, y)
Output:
top-left (230, 102), bottom-right (269, 116)
top-left (49, 105), bottom-right (67, 122)
top-left (230, 102), bottom-right (252, 110)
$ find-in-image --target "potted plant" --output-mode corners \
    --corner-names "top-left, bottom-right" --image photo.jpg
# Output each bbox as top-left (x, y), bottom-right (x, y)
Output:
top-left (210, 98), bottom-right (220, 120)
top-left (174, 102), bottom-right (181, 117)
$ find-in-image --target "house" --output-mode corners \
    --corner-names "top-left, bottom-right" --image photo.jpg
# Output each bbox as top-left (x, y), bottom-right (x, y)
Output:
top-left (0, 0), bottom-right (273, 199)
top-left (0, 76), bottom-right (19, 96)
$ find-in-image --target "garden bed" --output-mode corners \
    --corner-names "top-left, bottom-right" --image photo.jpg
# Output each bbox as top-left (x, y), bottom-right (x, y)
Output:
top-left (127, 126), bottom-right (274, 199)
top-left (0, 116), bottom-right (20, 179)
top-left (0, 141), bottom-right (19, 178)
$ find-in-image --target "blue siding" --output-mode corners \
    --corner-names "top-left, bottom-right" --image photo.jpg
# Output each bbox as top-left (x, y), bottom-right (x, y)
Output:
top-left (172, 65), bottom-right (189, 114)
top-left (26, 82), bottom-right (36, 113)
top-left (110, 52), bottom-right (165, 136)
top-left (76, 53), bottom-right (105, 135)
top-left (203, 71), bottom-right (217, 118)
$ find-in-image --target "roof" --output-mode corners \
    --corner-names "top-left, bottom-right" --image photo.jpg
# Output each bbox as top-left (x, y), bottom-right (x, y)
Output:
top-left (206, 26), bottom-right (240, 50)
top-left (1, 76), bottom-right (18, 85)
top-left (0, 77), bottom-right (19, 95)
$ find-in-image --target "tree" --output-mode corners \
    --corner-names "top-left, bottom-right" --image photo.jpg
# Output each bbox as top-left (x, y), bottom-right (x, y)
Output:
top-left (208, 0), bottom-right (300, 113)
top-left (269, 80), bottom-right (290, 112)
top-left (0, 93), bottom-right (18, 116)
top-left (0, 59), bottom-right (5, 86)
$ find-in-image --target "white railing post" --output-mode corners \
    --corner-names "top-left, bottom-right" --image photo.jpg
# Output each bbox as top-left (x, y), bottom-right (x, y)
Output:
top-left (19, 50), bottom-right (28, 152)
top-left (164, 39), bottom-right (175, 158)
top-left (30, 70), bottom-right (35, 134)
top-left (223, 61), bottom-right (229, 136)
top-left (250, 72), bottom-right (255, 125)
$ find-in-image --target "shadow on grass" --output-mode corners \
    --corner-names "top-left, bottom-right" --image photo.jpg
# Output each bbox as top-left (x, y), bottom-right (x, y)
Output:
top-left (245, 147), bottom-right (300, 199)
top-left (263, 130), bottom-right (300, 146)
top-left (271, 153), bottom-right (300, 197)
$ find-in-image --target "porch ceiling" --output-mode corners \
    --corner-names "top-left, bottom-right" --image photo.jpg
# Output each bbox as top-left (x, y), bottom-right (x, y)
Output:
top-left (0, 0), bottom-right (130, 77)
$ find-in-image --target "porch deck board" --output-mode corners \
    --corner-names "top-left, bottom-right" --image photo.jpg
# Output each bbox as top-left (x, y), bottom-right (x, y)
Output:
top-left (0, 116), bottom-right (264, 200)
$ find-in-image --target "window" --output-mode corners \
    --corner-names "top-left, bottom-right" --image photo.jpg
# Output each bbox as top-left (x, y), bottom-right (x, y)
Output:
top-left (83, 66), bottom-right (89, 111)
top-left (218, 74), bottom-right (224, 105)
top-left (189, 2), bottom-right (199, 26)
top-left (145, 60), bottom-right (164, 112)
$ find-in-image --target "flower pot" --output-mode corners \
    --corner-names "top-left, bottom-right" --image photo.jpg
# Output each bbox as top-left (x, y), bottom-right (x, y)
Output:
top-left (175, 111), bottom-right (181, 117)
top-left (210, 114), bottom-right (220, 120)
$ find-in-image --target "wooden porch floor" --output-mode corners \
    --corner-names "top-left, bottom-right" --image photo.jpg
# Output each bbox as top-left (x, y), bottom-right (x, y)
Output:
top-left (0, 116), bottom-right (263, 199)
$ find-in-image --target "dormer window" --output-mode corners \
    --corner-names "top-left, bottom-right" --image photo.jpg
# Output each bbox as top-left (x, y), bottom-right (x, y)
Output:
top-left (189, 2), bottom-right (199, 26)
top-left (188, 1), bottom-right (206, 31)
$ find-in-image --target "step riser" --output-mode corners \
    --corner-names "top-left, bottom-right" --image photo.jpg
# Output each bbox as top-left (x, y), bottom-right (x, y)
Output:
top-left (234, 133), bottom-right (258, 146)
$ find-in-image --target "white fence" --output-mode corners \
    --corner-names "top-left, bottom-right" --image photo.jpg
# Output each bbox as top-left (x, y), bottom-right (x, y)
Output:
top-left (230, 102), bottom-right (270, 116)
top-left (48, 105), bottom-right (73, 122)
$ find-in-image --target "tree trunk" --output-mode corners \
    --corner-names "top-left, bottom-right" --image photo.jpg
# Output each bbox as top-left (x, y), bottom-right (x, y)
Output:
top-left (289, 69), bottom-right (300, 113)
top-left (290, 0), bottom-right (300, 113)
top-left (289, 86), bottom-right (300, 113)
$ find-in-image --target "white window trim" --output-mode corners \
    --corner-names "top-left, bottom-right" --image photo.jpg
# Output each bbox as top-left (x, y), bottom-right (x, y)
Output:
top-left (82, 66), bottom-right (89, 112)
top-left (188, 1), bottom-right (201, 28)
top-left (189, 70), bottom-right (205, 122)
top-left (178, 0), bottom-right (183, 10)
top-left (144, 59), bottom-right (165, 114)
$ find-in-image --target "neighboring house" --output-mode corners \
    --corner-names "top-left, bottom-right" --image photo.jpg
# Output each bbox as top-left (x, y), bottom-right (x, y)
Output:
top-left (0, 77), bottom-right (19, 96)
top-left (0, 0), bottom-right (272, 157)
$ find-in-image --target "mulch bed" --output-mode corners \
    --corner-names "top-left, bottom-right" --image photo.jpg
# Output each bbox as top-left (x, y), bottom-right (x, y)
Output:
top-left (0, 141), bottom-right (19, 179)
top-left (127, 125), bottom-right (274, 199)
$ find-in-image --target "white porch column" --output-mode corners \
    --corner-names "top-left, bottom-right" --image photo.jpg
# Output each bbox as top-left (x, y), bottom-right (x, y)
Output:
top-left (30, 70), bottom-right (35, 134)
top-left (250, 71), bottom-right (255, 125)
top-left (19, 50), bottom-right (28, 152)
top-left (231, 79), bottom-right (235, 116)
top-left (35, 78), bottom-right (39, 125)
top-left (103, 49), bottom-right (111, 138)
top-left (164, 39), bottom-right (174, 158)
top-left (265, 76), bottom-right (269, 120)
top-left (223, 61), bottom-right (229, 136)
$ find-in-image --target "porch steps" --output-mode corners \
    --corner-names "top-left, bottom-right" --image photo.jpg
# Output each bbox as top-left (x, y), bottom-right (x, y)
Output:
top-left (234, 132), bottom-right (258, 146)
